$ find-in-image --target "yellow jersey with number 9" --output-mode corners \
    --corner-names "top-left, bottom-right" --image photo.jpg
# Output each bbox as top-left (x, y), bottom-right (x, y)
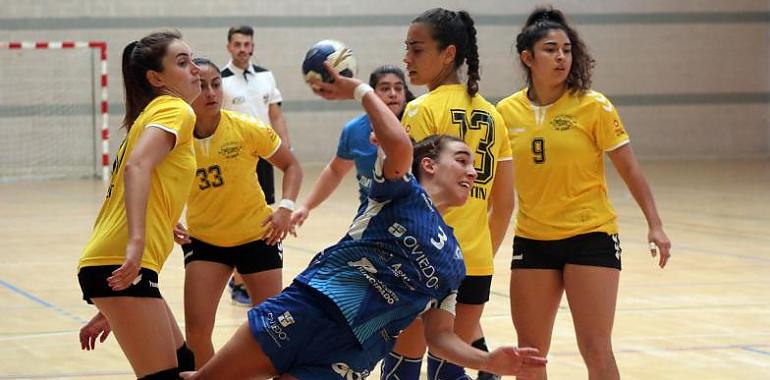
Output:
top-left (496, 89), bottom-right (629, 240)
top-left (79, 95), bottom-right (197, 273)
top-left (402, 84), bottom-right (512, 276)
top-left (186, 110), bottom-right (282, 247)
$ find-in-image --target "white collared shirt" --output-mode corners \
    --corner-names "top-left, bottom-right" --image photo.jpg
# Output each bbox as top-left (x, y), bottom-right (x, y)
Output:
top-left (221, 60), bottom-right (283, 125)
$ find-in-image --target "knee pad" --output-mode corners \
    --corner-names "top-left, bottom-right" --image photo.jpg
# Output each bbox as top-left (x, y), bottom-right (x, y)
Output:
top-left (427, 352), bottom-right (471, 380)
top-left (380, 351), bottom-right (422, 380)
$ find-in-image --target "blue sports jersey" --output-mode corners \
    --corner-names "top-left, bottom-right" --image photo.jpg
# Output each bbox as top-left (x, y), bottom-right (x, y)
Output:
top-left (295, 154), bottom-right (466, 346)
top-left (336, 114), bottom-right (378, 204)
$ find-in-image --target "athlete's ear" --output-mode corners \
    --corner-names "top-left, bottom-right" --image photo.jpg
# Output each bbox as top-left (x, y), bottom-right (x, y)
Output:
top-left (420, 157), bottom-right (437, 175)
top-left (146, 70), bottom-right (164, 88)
top-left (520, 50), bottom-right (534, 68)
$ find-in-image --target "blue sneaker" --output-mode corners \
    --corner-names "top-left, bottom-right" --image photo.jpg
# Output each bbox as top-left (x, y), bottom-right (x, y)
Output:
top-left (228, 277), bottom-right (252, 306)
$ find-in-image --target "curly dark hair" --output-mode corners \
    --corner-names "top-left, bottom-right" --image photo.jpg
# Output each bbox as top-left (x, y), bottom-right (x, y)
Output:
top-left (516, 6), bottom-right (594, 94)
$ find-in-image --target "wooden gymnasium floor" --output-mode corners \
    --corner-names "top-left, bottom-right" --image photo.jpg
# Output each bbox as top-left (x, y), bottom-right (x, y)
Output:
top-left (1, 158), bottom-right (769, 379)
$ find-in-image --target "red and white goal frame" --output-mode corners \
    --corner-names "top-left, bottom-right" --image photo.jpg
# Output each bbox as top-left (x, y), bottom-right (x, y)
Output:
top-left (0, 41), bottom-right (109, 180)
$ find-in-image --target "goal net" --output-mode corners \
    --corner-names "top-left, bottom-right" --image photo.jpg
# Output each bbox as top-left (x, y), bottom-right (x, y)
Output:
top-left (0, 41), bottom-right (108, 182)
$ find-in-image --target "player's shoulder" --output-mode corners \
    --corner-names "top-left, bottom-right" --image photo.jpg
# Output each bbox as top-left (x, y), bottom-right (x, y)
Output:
top-left (496, 89), bottom-right (528, 110)
top-left (147, 95), bottom-right (193, 115)
top-left (575, 90), bottom-right (616, 112)
top-left (221, 109), bottom-right (262, 129)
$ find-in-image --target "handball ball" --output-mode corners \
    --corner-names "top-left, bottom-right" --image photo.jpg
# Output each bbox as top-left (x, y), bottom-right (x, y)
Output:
top-left (302, 40), bottom-right (357, 85)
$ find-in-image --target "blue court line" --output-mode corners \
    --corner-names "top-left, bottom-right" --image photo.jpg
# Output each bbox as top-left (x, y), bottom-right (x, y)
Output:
top-left (741, 346), bottom-right (770, 357)
top-left (0, 279), bottom-right (86, 323)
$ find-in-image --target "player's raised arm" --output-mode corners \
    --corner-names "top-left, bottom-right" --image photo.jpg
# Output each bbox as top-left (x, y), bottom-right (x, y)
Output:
top-left (310, 62), bottom-right (412, 180)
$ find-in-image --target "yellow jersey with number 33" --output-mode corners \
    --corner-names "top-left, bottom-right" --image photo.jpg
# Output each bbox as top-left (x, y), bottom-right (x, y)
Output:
top-left (402, 84), bottom-right (512, 276)
top-left (186, 110), bottom-right (282, 247)
top-left (496, 89), bottom-right (629, 240)
top-left (79, 95), bottom-right (197, 273)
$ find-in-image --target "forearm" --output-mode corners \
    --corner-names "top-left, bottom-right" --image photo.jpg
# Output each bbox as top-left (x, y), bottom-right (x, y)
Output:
top-left (426, 330), bottom-right (489, 370)
top-left (360, 91), bottom-right (412, 165)
top-left (488, 206), bottom-right (513, 256)
top-left (302, 164), bottom-right (345, 211)
top-left (279, 162), bottom-right (303, 202)
top-left (487, 161), bottom-right (515, 255)
top-left (269, 107), bottom-right (291, 147)
top-left (619, 163), bottom-right (663, 229)
top-left (123, 162), bottom-right (152, 244)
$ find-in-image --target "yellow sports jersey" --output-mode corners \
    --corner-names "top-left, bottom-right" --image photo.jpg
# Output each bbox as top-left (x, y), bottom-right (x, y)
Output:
top-left (186, 110), bottom-right (282, 246)
top-left (79, 95), bottom-right (197, 272)
top-left (496, 89), bottom-right (629, 240)
top-left (402, 84), bottom-right (512, 276)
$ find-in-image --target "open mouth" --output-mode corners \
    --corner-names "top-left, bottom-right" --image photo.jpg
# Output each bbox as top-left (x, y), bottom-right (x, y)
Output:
top-left (458, 180), bottom-right (471, 190)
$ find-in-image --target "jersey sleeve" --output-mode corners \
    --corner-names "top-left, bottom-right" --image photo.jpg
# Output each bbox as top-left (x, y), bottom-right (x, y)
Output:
top-left (590, 92), bottom-right (629, 151)
top-left (492, 109), bottom-right (513, 161)
top-left (251, 118), bottom-right (282, 159)
top-left (267, 72), bottom-right (283, 104)
top-left (496, 98), bottom-right (524, 158)
top-left (336, 122), bottom-right (353, 160)
top-left (367, 149), bottom-right (414, 201)
top-left (145, 98), bottom-right (196, 148)
top-left (402, 97), bottom-right (436, 142)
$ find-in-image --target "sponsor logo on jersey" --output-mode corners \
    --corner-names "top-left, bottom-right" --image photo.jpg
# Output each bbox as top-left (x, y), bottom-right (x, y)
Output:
top-left (399, 227), bottom-right (442, 289)
top-left (277, 311), bottom-right (295, 328)
top-left (218, 141), bottom-right (243, 159)
top-left (332, 362), bottom-right (370, 380)
top-left (233, 96), bottom-right (246, 105)
top-left (348, 257), bottom-right (399, 304)
top-left (262, 93), bottom-right (270, 105)
top-left (388, 222), bottom-right (407, 238)
top-left (389, 263), bottom-right (416, 291)
top-left (149, 280), bottom-right (158, 288)
top-left (263, 311), bottom-right (290, 346)
top-left (551, 114), bottom-right (577, 131)
top-left (512, 254), bottom-right (524, 261)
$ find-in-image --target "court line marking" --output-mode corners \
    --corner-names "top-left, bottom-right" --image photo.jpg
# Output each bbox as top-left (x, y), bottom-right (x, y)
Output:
top-left (0, 279), bottom-right (86, 323)
top-left (741, 346), bottom-right (770, 357)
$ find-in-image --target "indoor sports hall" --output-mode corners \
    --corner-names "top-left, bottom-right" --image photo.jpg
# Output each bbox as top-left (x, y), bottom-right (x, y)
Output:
top-left (1, 1), bottom-right (768, 379)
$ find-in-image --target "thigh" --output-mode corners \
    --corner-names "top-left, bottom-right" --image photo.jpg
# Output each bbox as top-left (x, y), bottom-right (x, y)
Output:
top-left (194, 322), bottom-right (279, 380)
top-left (242, 269), bottom-right (282, 306)
top-left (234, 239), bottom-right (283, 275)
top-left (184, 261), bottom-right (232, 329)
top-left (93, 297), bottom-right (178, 377)
top-left (392, 318), bottom-right (426, 358)
top-left (509, 269), bottom-right (564, 352)
top-left (563, 264), bottom-right (619, 345)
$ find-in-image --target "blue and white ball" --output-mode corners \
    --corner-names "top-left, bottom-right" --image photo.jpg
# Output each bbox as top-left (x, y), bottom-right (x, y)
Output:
top-left (302, 40), bottom-right (357, 85)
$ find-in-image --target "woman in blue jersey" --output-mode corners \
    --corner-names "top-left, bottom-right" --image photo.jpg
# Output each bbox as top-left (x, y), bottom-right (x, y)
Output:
top-left (290, 65), bottom-right (413, 226)
top-left (77, 31), bottom-right (200, 379)
top-left (180, 64), bottom-right (546, 380)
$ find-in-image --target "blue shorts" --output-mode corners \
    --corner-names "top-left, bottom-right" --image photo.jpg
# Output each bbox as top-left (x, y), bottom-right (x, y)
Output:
top-left (248, 283), bottom-right (386, 380)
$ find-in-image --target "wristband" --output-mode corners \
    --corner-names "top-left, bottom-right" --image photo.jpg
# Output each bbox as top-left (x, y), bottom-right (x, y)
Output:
top-left (353, 83), bottom-right (374, 103)
top-left (278, 198), bottom-right (295, 211)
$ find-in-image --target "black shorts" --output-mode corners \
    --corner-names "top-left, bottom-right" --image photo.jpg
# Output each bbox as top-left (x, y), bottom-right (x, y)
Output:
top-left (182, 237), bottom-right (283, 274)
top-left (456, 275), bottom-right (492, 305)
top-left (511, 232), bottom-right (622, 270)
top-left (78, 265), bottom-right (162, 304)
top-left (257, 159), bottom-right (275, 205)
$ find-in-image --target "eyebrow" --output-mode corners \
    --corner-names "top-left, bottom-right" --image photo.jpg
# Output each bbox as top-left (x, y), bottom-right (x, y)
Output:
top-left (176, 52), bottom-right (191, 59)
top-left (406, 40), bottom-right (425, 46)
top-left (454, 151), bottom-right (472, 159)
top-left (543, 41), bottom-right (571, 46)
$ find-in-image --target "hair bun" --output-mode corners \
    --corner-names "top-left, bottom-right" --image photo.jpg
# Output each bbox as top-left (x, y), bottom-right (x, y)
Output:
top-left (525, 6), bottom-right (566, 27)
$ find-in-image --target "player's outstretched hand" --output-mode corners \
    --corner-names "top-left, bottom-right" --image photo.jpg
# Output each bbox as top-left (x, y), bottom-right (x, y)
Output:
top-left (79, 312), bottom-right (111, 351)
top-left (309, 62), bottom-right (361, 101)
top-left (482, 346), bottom-right (547, 379)
top-left (290, 205), bottom-right (310, 229)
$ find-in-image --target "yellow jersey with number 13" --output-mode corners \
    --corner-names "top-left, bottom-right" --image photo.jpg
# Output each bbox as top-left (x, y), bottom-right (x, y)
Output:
top-left (79, 95), bottom-right (197, 273)
top-left (402, 84), bottom-right (512, 276)
top-left (496, 89), bottom-right (629, 240)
